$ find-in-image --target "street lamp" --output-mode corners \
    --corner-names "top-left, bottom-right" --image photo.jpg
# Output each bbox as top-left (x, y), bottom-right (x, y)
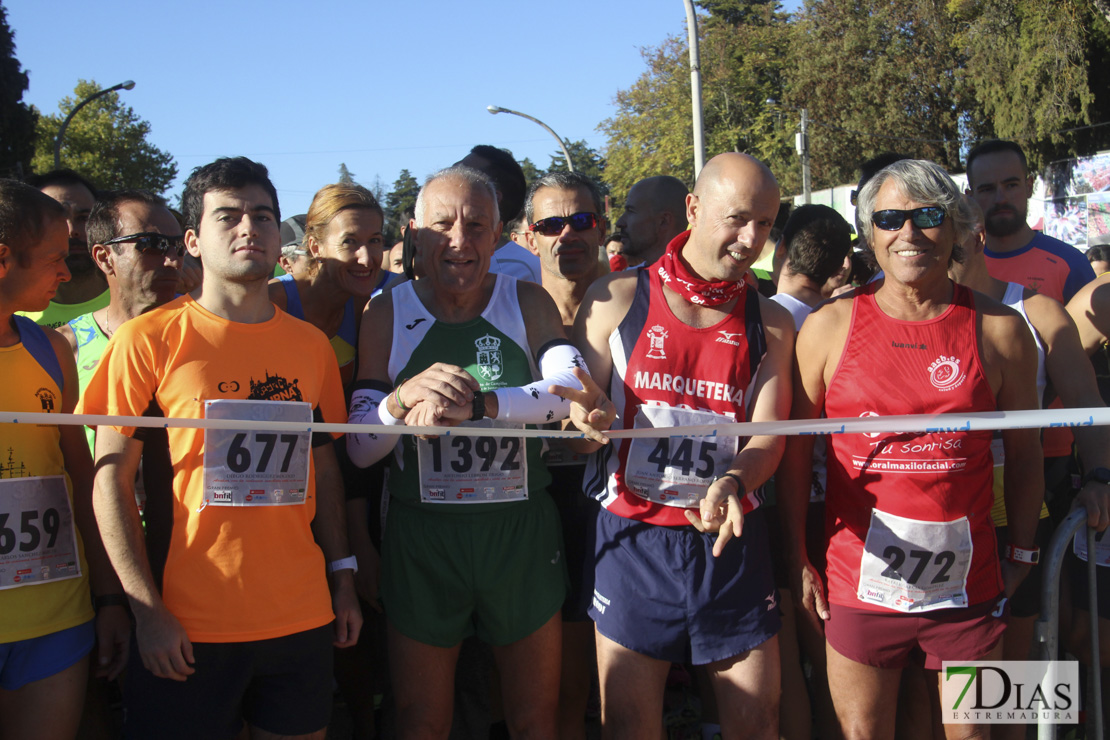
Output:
top-left (54, 80), bottom-right (136, 169)
top-left (766, 99), bottom-right (811, 204)
top-left (486, 105), bottom-right (575, 172)
top-left (682, 0), bottom-right (706, 180)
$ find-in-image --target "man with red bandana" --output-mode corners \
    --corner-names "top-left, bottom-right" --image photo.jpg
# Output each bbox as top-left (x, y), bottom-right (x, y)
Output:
top-left (567, 152), bottom-right (794, 739)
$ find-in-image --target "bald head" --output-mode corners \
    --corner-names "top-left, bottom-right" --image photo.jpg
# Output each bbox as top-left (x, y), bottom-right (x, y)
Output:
top-left (685, 152), bottom-right (781, 282)
top-left (615, 175), bottom-right (690, 265)
top-left (693, 152), bottom-right (778, 200)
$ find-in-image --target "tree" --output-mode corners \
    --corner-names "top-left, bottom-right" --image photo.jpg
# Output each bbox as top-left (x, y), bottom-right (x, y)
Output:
top-left (548, 140), bottom-right (610, 199)
top-left (520, 157), bottom-right (545, 192)
top-left (599, 5), bottom-right (797, 205)
top-left (32, 79), bottom-right (177, 193)
top-left (338, 162), bottom-right (356, 184)
top-left (0, 2), bottom-right (37, 179)
top-left (787, 0), bottom-right (984, 189)
top-left (383, 169), bottom-right (420, 244)
top-left (951, 0), bottom-right (1110, 169)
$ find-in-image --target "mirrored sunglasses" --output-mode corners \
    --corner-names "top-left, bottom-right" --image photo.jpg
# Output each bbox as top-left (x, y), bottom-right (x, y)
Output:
top-left (529, 212), bottom-right (600, 237)
top-left (871, 207), bottom-right (946, 232)
top-left (103, 232), bottom-right (187, 258)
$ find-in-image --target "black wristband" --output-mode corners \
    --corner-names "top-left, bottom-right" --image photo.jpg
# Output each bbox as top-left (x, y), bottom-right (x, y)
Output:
top-left (715, 473), bottom-right (745, 497)
top-left (94, 594), bottom-right (129, 611)
top-left (471, 391), bottom-right (486, 421)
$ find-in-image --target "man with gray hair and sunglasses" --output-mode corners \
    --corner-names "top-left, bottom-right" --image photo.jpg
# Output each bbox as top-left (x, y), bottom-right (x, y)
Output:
top-left (781, 158), bottom-right (1044, 738)
top-left (346, 164), bottom-right (610, 739)
top-left (59, 190), bottom-right (185, 422)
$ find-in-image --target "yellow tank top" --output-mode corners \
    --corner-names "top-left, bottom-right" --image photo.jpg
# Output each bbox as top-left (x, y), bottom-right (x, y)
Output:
top-left (0, 339), bottom-right (93, 642)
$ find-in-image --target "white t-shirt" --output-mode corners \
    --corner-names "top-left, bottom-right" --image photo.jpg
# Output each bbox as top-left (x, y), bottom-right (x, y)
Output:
top-left (770, 292), bottom-right (813, 331)
top-left (489, 241), bottom-right (541, 284)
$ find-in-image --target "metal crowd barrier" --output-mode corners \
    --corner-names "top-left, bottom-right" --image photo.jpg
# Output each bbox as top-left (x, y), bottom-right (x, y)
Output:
top-left (1036, 508), bottom-right (1104, 740)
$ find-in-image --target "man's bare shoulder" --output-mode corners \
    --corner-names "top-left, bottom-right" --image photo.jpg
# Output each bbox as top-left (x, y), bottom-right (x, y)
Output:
top-left (971, 288), bottom-right (1024, 326)
top-left (1020, 289), bottom-right (1072, 337)
top-left (799, 290), bottom-right (854, 341)
top-left (973, 290), bottom-right (1034, 365)
top-left (579, 268), bottom-right (642, 323)
top-left (1067, 272), bottom-right (1110, 315)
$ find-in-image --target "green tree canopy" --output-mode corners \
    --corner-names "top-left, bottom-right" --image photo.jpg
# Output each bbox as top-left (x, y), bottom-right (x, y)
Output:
top-left (548, 140), bottom-right (610, 200)
top-left (384, 168), bottom-right (420, 243)
top-left (33, 79), bottom-right (177, 193)
top-left (338, 162), bottom-right (356, 184)
top-left (519, 157), bottom-right (544, 193)
top-left (951, 0), bottom-right (1110, 169)
top-left (599, 5), bottom-right (796, 205)
top-left (0, 1), bottom-right (36, 179)
top-left (788, 0), bottom-right (983, 188)
top-left (602, 0), bottom-right (1110, 196)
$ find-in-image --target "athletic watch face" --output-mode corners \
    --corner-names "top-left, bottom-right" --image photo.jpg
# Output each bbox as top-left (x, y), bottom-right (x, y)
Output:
top-left (1087, 467), bottom-right (1110, 485)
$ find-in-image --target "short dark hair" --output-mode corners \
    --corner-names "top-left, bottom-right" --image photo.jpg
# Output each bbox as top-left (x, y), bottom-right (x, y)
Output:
top-left (182, 157), bottom-right (279, 232)
top-left (0, 179), bottom-right (66, 265)
top-left (965, 140), bottom-right (1028, 185)
top-left (24, 168), bottom-right (98, 198)
top-left (523, 171), bottom-right (605, 225)
top-left (781, 205), bottom-right (853, 285)
top-left (464, 145), bottom-right (526, 222)
top-left (87, 189), bottom-right (168, 251)
top-left (1087, 244), bottom-right (1110, 265)
top-left (856, 153), bottom-right (911, 195)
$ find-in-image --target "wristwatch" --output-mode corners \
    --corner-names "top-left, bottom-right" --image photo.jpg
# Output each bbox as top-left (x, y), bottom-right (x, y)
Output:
top-left (328, 556), bottom-right (359, 574)
top-left (471, 391), bottom-right (486, 421)
top-left (713, 473), bottom-right (745, 498)
top-left (1081, 467), bottom-right (1110, 487)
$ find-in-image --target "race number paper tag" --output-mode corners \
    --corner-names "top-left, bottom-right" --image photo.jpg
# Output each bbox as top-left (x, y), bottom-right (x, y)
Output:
top-left (203, 400), bottom-right (311, 506)
top-left (1072, 529), bottom-right (1110, 566)
top-left (624, 405), bottom-right (739, 508)
top-left (544, 439), bottom-right (590, 468)
top-left (0, 476), bottom-right (82, 590)
top-left (857, 509), bottom-right (972, 612)
top-left (417, 418), bottom-right (528, 503)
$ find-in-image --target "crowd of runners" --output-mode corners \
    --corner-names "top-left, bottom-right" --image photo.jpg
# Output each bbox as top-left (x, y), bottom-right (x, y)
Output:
top-left (2, 138), bottom-right (1110, 740)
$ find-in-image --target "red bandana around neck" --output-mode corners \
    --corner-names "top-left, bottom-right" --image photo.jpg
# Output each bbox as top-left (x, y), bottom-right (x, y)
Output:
top-left (657, 231), bottom-right (746, 307)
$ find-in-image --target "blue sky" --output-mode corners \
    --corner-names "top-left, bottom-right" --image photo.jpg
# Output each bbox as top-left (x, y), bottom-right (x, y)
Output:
top-left (6, 0), bottom-right (801, 215)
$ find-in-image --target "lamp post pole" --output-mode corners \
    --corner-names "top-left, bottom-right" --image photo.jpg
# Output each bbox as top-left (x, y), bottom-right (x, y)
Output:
top-left (682, 0), bottom-right (706, 180)
top-left (54, 80), bottom-right (136, 169)
top-left (767, 99), bottom-right (812, 204)
top-left (798, 107), bottom-right (811, 204)
top-left (486, 105), bottom-right (575, 172)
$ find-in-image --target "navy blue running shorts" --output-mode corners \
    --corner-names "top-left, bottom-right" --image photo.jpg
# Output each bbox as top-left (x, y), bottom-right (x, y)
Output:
top-left (588, 506), bottom-right (781, 665)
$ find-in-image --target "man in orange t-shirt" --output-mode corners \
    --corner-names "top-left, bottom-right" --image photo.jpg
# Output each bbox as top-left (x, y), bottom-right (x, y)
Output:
top-left (83, 157), bottom-right (361, 740)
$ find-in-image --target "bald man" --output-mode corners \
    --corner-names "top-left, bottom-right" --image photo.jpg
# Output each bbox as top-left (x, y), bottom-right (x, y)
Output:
top-left (570, 153), bottom-right (793, 738)
top-left (614, 175), bottom-right (689, 267)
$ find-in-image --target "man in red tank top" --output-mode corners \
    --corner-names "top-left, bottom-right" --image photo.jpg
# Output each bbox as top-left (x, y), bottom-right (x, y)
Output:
top-left (565, 153), bottom-right (795, 739)
top-left (780, 159), bottom-right (1044, 740)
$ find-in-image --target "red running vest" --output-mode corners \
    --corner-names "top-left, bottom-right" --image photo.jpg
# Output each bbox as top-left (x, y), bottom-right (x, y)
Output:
top-left (584, 267), bottom-right (766, 526)
top-left (823, 282), bottom-right (1001, 612)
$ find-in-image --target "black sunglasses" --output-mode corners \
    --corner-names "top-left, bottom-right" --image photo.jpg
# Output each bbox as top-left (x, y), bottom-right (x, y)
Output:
top-left (529, 212), bottom-right (600, 237)
top-left (871, 207), bottom-right (946, 232)
top-left (103, 232), bottom-right (187, 258)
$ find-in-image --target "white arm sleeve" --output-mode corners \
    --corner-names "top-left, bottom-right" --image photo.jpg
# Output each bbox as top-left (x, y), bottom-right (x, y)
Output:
top-left (346, 385), bottom-right (401, 468)
top-left (491, 341), bottom-right (589, 425)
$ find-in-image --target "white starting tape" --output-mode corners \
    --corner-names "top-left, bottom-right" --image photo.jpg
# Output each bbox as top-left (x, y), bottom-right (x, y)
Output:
top-left (1, 407), bottom-right (1107, 440)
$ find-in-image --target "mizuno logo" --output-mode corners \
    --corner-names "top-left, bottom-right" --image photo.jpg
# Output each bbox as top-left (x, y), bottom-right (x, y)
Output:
top-left (405, 318), bottom-right (427, 330)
